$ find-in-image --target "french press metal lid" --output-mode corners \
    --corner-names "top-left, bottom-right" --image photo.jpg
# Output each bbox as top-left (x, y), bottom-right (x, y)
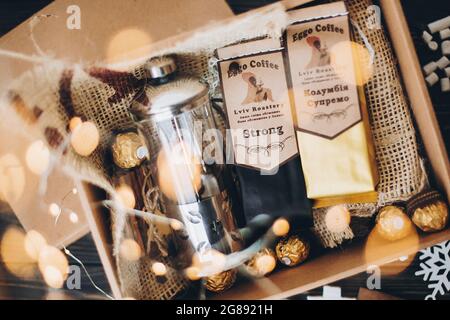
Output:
top-left (145, 55), bottom-right (177, 83)
top-left (132, 77), bottom-right (210, 122)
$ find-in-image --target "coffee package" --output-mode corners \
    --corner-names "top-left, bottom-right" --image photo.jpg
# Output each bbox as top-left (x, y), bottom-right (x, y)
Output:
top-left (217, 38), bottom-right (312, 227)
top-left (286, 2), bottom-right (379, 208)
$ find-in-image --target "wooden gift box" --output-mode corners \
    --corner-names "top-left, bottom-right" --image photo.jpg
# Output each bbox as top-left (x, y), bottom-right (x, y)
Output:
top-left (2, 0), bottom-right (449, 299)
top-left (83, 0), bottom-right (449, 299)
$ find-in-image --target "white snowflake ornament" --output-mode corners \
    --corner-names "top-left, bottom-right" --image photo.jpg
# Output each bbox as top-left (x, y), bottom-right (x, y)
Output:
top-left (415, 241), bottom-right (450, 300)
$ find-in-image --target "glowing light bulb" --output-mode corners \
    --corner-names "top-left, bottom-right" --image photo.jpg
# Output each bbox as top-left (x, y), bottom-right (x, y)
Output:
top-left (43, 265), bottom-right (65, 289)
top-left (69, 117), bottom-right (83, 132)
top-left (119, 239), bottom-right (141, 261)
top-left (69, 212), bottom-right (79, 224)
top-left (49, 203), bottom-right (61, 217)
top-left (106, 28), bottom-right (153, 66)
top-left (192, 249), bottom-right (226, 276)
top-left (25, 140), bottom-right (50, 175)
top-left (272, 218), bottom-right (290, 236)
top-left (38, 245), bottom-right (69, 283)
top-left (255, 254), bottom-right (277, 276)
top-left (72, 188), bottom-right (78, 195)
top-left (116, 184), bottom-right (136, 209)
top-left (325, 205), bottom-right (351, 233)
top-left (156, 142), bottom-right (202, 204)
top-left (152, 262), bottom-right (167, 276)
top-left (330, 41), bottom-right (374, 86)
top-left (70, 121), bottom-right (100, 157)
top-left (246, 248), bottom-right (277, 277)
top-left (24, 230), bottom-right (47, 262)
top-left (0, 227), bottom-right (36, 279)
top-left (185, 266), bottom-right (201, 281)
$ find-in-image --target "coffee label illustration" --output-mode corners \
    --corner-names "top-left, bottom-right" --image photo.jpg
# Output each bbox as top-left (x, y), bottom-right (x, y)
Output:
top-left (218, 51), bottom-right (298, 171)
top-left (287, 15), bottom-right (362, 139)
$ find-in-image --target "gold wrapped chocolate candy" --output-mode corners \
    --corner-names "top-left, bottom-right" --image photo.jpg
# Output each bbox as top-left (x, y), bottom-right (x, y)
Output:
top-left (407, 190), bottom-right (449, 232)
top-left (275, 235), bottom-right (310, 267)
top-left (375, 206), bottom-right (414, 241)
top-left (245, 248), bottom-right (277, 277)
top-left (111, 132), bottom-right (148, 169)
top-left (205, 269), bottom-right (236, 293)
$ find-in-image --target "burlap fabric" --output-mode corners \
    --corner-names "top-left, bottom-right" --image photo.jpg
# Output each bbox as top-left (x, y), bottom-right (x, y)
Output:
top-left (0, 0), bottom-right (426, 298)
top-left (312, 0), bottom-right (426, 248)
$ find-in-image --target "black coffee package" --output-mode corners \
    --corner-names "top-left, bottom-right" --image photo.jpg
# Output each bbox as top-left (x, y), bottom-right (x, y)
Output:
top-left (217, 40), bottom-right (312, 229)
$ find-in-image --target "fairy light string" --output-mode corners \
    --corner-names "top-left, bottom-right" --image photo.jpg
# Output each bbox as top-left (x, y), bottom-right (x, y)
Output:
top-left (63, 246), bottom-right (114, 300)
top-left (52, 188), bottom-right (78, 225)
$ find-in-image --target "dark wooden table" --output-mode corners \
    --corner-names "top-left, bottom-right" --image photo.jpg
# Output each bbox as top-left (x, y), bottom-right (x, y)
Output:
top-left (0, 0), bottom-right (449, 300)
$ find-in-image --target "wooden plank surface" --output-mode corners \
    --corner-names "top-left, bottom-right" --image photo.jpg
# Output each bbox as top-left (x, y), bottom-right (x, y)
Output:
top-left (217, 230), bottom-right (450, 299)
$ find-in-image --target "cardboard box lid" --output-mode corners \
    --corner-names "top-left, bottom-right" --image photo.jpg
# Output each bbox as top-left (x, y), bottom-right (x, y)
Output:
top-left (0, 125), bottom-right (90, 247)
top-left (0, 0), bottom-right (234, 90)
top-left (0, 0), bottom-right (234, 248)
